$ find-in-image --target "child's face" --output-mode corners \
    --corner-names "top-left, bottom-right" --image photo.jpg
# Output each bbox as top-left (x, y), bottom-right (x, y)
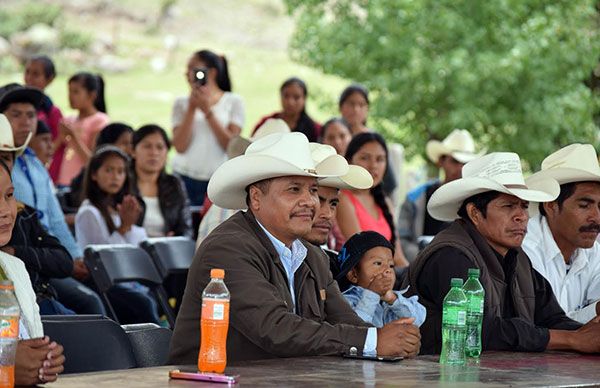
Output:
top-left (68, 81), bottom-right (96, 110)
top-left (92, 155), bottom-right (127, 195)
top-left (346, 246), bottom-right (395, 296)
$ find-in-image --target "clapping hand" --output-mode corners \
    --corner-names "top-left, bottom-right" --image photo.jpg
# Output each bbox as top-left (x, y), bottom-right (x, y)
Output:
top-left (117, 195), bottom-right (142, 234)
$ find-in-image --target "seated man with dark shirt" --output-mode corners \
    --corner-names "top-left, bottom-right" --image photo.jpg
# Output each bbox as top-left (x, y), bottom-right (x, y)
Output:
top-left (398, 129), bottom-right (482, 262)
top-left (170, 132), bottom-right (421, 363)
top-left (405, 152), bottom-right (600, 354)
top-left (303, 143), bottom-right (373, 275)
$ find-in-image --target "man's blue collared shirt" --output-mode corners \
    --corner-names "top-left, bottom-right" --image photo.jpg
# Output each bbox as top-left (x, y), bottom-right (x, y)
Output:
top-left (257, 221), bottom-right (307, 311)
top-left (12, 148), bottom-right (82, 258)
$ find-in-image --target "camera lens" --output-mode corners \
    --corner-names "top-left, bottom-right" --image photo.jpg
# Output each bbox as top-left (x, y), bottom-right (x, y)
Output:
top-left (195, 70), bottom-right (205, 81)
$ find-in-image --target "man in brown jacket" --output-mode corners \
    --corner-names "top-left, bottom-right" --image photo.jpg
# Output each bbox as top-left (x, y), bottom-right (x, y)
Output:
top-left (169, 125), bottom-right (421, 363)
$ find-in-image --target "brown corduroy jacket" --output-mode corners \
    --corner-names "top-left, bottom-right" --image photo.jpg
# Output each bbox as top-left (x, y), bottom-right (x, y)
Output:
top-left (169, 210), bottom-right (369, 364)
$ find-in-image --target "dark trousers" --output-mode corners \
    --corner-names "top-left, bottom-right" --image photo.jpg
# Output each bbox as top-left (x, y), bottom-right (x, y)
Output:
top-left (38, 298), bottom-right (76, 315)
top-left (49, 277), bottom-right (107, 315)
top-left (106, 283), bottom-right (161, 325)
top-left (178, 175), bottom-right (209, 206)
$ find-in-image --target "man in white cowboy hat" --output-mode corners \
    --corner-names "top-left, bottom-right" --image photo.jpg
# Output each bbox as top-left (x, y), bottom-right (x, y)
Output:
top-left (196, 118), bottom-right (291, 246)
top-left (0, 84), bottom-right (106, 316)
top-left (403, 152), bottom-right (600, 355)
top-left (170, 132), bottom-right (421, 363)
top-left (398, 129), bottom-right (482, 262)
top-left (303, 143), bottom-right (373, 264)
top-left (523, 144), bottom-right (600, 323)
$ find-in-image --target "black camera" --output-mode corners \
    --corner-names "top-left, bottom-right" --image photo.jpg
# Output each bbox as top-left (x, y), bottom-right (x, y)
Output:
top-left (193, 68), bottom-right (207, 86)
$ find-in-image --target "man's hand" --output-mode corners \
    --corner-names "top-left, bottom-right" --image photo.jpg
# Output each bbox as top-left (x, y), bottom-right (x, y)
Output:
top-left (72, 259), bottom-right (89, 280)
top-left (376, 318), bottom-right (421, 358)
top-left (571, 320), bottom-right (600, 353)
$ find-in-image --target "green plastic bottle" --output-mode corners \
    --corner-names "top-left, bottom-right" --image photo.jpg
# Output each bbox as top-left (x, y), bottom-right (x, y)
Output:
top-left (463, 268), bottom-right (485, 359)
top-left (439, 278), bottom-right (468, 365)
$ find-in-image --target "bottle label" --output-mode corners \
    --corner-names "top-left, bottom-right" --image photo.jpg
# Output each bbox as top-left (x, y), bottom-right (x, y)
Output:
top-left (0, 316), bottom-right (18, 338)
top-left (443, 307), bottom-right (466, 326)
top-left (202, 299), bottom-right (230, 321)
top-left (469, 298), bottom-right (484, 314)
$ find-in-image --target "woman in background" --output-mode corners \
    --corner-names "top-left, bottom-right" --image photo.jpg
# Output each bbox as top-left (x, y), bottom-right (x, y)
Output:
top-left (253, 77), bottom-right (320, 141)
top-left (131, 124), bottom-right (191, 238)
top-left (339, 84), bottom-right (370, 135)
top-left (320, 117), bottom-right (352, 156)
top-left (171, 49), bottom-right (245, 206)
top-left (56, 72), bottom-right (109, 186)
top-left (336, 132), bottom-right (408, 268)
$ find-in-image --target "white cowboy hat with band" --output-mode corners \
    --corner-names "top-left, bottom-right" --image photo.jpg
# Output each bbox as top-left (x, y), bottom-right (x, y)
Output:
top-left (426, 128), bottom-right (483, 164)
top-left (427, 152), bottom-right (560, 222)
top-left (0, 113), bottom-right (31, 155)
top-left (310, 143), bottom-right (373, 190)
top-left (208, 131), bottom-right (349, 209)
top-left (226, 118), bottom-right (291, 159)
top-left (527, 143), bottom-right (600, 185)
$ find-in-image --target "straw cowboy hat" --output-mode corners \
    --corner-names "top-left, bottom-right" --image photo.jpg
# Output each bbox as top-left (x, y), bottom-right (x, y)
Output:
top-left (0, 114), bottom-right (31, 155)
top-left (310, 143), bottom-right (373, 190)
top-left (426, 129), bottom-right (483, 164)
top-left (527, 144), bottom-right (600, 186)
top-left (226, 118), bottom-right (291, 159)
top-left (208, 132), bottom-right (349, 209)
top-left (427, 152), bottom-right (559, 221)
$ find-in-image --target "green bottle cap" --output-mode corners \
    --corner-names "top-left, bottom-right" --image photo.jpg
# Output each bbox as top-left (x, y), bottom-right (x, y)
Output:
top-left (450, 278), bottom-right (463, 287)
top-left (468, 268), bottom-right (480, 277)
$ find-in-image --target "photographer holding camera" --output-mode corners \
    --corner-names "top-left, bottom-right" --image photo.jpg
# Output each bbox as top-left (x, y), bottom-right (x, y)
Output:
top-left (171, 49), bottom-right (245, 206)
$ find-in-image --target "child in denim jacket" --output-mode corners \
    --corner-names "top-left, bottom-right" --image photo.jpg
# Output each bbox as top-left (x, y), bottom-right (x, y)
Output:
top-left (336, 231), bottom-right (426, 327)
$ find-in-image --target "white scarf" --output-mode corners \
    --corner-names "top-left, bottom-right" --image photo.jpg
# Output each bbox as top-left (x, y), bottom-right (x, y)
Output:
top-left (0, 250), bottom-right (44, 338)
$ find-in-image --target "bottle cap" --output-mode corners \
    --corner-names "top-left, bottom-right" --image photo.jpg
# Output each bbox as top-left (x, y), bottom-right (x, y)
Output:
top-left (450, 278), bottom-right (463, 288)
top-left (210, 268), bottom-right (225, 279)
top-left (0, 280), bottom-right (14, 290)
top-left (468, 268), bottom-right (480, 277)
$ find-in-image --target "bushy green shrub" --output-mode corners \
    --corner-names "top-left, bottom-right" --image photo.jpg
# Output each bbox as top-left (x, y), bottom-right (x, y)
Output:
top-left (0, 3), bottom-right (62, 39)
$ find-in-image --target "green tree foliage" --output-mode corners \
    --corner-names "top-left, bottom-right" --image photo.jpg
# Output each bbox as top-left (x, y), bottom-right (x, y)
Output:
top-left (284, 0), bottom-right (600, 168)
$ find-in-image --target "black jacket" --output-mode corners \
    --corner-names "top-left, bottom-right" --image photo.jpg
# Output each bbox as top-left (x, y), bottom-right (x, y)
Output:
top-left (132, 170), bottom-right (192, 238)
top-left (404, 219), bottom-right (581, 354)
top-left (8, 203), bottom-right (73, 299)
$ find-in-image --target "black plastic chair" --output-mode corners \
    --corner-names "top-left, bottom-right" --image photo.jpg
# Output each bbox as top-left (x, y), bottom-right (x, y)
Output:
top-left (140, 237), bottom-right (196, 315)
top-left (122, 323), bottom-right (173, 367)
top-left (42, 315), bottom-right (136, 374)
top-left (83, 244), bottom-right (176, 327)
top-left (140, 237), bottom-right (195, 278)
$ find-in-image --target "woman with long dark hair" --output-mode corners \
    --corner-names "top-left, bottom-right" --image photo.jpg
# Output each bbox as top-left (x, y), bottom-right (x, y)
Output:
top-left (253, 77), bottom-right (320, 141)
top-left (336, 132), bottom-right (409, 267)
top-left (339, 84), bottom-right (370, 135)
top-left (56, 72), bottom-right (109, 186)
top-left (171, 49), bottom-right (245, 206)
top-left (75, 146), bottom-right (160, 324)
top-left (131, 124), bottom-right (192, 237)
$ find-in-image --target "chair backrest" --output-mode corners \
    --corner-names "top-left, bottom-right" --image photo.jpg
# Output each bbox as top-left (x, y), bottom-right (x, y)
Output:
top-left (140, 237), bottom-right (195, 279)
top-left (42, 316), bottom-right (137, 374)
top-left (121, 323), bottom-right (173, 367)
top-left (84, 244), bottom-right (164, 292)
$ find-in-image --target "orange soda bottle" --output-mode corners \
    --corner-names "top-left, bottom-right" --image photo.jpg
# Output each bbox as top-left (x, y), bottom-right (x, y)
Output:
top-left (0, 281), bottom-right (20, 388)
top-left (198, 269), bottom-right (230, 374)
